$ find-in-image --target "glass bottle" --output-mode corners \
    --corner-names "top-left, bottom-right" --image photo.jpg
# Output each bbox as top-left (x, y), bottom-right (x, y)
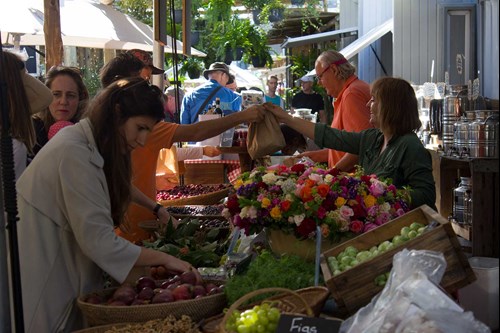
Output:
top-left (214, 97), bottom-right (223, 116)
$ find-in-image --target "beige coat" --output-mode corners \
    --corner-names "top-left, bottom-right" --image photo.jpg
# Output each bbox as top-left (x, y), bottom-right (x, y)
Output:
top-left (16, 119), bottom-right (141, 332)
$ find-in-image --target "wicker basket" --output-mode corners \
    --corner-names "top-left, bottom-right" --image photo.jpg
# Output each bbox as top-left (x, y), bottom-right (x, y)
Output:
top-left (77, 288), bottom-right (227, 327)
top-left (204, 287), bottom-right (318, 333)
top-left (158, 187), bottom-right (230, 206)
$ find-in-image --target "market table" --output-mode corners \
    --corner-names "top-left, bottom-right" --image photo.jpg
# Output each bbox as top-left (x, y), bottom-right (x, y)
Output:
top-left (217, 146), bottom-right (254, 173)
top-left (183, 159), bottom-right (241, 184)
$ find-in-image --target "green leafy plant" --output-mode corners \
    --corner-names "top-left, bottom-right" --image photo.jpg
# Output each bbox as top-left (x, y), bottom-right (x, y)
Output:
top-left (223, 250), bottom-right (317, 305)
top-left (212, 16), bottom-right (253, 62)
top-left (142, 218), bottom-right (229, 268)
top-left (179, 56), bottom-right (205, 78)
top-left (242, 25), bottom-right (274, 68)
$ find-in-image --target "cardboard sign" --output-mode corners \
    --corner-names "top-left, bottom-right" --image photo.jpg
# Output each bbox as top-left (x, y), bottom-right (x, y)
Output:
top-left (276, 314), bottom-right (342, 333)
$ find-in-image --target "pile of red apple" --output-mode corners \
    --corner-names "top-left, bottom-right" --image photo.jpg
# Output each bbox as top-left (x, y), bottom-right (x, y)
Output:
top-left (83, 271), bottom-right (224, 306)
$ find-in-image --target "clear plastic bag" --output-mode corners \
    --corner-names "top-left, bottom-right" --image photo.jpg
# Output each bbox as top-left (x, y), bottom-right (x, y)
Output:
top-left (340, 249), bottom-right (490, 333)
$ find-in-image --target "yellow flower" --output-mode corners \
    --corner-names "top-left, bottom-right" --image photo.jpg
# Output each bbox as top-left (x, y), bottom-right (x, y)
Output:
top-left (364, 194), bottom-right (377, 208)
top-left (261, 197), bottom-right (271, 208)
top-left (335, 197), bottom-right (347, 207)
top-left (234, 179), bottom-right (244, 189)
top-left (270, 206), bottom-right (282, 220)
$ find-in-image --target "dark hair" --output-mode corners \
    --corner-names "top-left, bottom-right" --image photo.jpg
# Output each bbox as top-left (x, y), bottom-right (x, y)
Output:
top-left (99, 52), bottom-right (145, 88)
top-left (371, 77), bottom-right (421, 136)
top-left (1, 51), bottom-right (36, 153)
top-left (87, 77), bottom-right (165, 225)
top-left (35, 66), bottom-right (89, 131)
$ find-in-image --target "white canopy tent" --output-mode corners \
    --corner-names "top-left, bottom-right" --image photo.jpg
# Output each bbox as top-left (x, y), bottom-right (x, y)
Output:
top-left (0, 0), bottom-right (206, 57)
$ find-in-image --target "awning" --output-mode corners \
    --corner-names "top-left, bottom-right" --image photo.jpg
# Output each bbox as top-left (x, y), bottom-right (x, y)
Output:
top-left (340, 18), bottom-right (393, 60)
top-left (305, 18), bottom-right (393, 76)
top-left (281, 27), bottom-right (358, 49)
top-left (1, 0), bottom-right (206, 57)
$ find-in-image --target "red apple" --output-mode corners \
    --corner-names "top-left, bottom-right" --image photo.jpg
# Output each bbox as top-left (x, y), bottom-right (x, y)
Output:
top-left (180, 271), bottom-right (197, 285)
top-left (112, 285), bottom-right (136, 305)
top-left (205, 283), bottom-right (217, 294)
top-left (135, 276), bottom-right (156, 292)
top-left (137, 287), bottom-right (155, 301)
top-left (152, 289), bottom-right (174, 304)
top-left (172, 284), bottom-right (193, 301)
top-left (192, 285), bottom-right (207, 298)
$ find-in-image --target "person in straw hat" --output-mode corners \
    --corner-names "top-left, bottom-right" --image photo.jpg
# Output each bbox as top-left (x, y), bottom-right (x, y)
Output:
top-left (180, 62), bottom-right (242, 124)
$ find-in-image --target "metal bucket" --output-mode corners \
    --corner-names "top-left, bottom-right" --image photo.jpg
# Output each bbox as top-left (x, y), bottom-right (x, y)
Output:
top-left (442, 86), bottom-right (469, 151)
top-left (468, 113), bottom-right (499, 158)
top-left (454, 117), bottom-right (470, 154)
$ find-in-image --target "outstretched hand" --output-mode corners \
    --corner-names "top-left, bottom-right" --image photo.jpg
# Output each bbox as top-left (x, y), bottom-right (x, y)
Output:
top-left (150, 255), bottom-right (202, 285)
top-left (263, 102), bottom-right (290, 123)
top-left (240, 104), bottom-right (266, 123)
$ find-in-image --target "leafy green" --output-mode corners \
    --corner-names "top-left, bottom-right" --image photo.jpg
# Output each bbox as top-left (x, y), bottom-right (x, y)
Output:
top-left (224, 250), bottom-right (318, 305)
top-left (142, 218), bottom-right (229, 268)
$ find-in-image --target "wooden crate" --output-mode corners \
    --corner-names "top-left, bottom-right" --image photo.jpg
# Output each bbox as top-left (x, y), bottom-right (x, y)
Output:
top-left (320, 205), bottom-right (476, 318)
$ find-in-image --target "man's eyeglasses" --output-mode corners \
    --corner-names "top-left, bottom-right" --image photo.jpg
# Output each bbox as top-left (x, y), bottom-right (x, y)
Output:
top-left (316, 58), bottom-right (348, 81)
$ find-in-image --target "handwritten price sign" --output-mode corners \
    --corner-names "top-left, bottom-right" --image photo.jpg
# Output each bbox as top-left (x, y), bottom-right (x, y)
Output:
top-left (277, 314), bottom-right (342, 333)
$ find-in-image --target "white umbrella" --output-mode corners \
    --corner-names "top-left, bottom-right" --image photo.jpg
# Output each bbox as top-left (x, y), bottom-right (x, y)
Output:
top-left (228, 64), bottom-right (265, 90)
top-left (1, 0), bottom-right (206, 57)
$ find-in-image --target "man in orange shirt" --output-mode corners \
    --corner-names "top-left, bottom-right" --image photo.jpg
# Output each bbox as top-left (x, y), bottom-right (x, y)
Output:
top-left (297, 50), bottom-right (372, 171)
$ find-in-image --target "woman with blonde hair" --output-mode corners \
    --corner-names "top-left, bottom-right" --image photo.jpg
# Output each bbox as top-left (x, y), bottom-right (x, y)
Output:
top-left (31, 66), bottom-right (89, 156)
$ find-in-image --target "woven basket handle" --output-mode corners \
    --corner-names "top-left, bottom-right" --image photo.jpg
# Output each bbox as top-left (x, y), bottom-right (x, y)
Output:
top-left (219, 287), bottom-right (313, 333)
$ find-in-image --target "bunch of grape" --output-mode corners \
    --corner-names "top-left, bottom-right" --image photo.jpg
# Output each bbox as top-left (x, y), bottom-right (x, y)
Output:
top-left (225, 303), bottom-right (281, 333)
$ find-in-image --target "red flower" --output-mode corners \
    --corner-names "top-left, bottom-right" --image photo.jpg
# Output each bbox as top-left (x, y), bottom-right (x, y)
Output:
top-left (296, 217), bottom-right (316, 237)
top-left (226, 195), bottom-right (240, 214)
top-left (351, 202), bottom-right (366, 219)
top-left (280, 200), bottom-right (291, 212)
top-left (361, 175), bottom-right (372, 186)
top-left (291, 163), bottom-right (306, 173)
top-left (328, 167), bottom-right (340, 177)
top-left (349, 220), bottom-right (364, 233)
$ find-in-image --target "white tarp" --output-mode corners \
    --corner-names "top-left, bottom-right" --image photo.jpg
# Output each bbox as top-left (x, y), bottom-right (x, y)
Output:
top-left (0, 0), bottom-right (206, 57)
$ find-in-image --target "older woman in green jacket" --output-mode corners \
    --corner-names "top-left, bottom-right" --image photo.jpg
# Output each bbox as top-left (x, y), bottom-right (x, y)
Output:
top-left (265, 77), bottom-right (436, 210)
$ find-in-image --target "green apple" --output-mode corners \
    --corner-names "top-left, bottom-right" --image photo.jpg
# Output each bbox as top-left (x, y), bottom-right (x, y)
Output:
top-left (410, 222), bottom-right (425, 231)
top-left (392, 235), bottom-right (404, 246)
top-left (400, 226), bottom-right (411, 237)
top-left (407, 230), bottom-right (418, 239)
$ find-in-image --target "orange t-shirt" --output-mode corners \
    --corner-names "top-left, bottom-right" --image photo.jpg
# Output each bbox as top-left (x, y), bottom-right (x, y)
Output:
top-left (117, 121), bottom-right (179, 242)
top-left (328, 76), bottom-right (372, 168)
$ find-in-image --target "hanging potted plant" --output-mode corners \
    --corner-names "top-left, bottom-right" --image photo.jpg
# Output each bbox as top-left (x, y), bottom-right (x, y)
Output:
top-left (213, 17), bottom-right (252, 64)
top-left (241, 0), bottom-right (267, 24)
top-left (260, 0), bottom-right (285, 23)
top-left (243, 25), bottom-right (274, 68)
top-left (180, 57), bottom-right (205, 79)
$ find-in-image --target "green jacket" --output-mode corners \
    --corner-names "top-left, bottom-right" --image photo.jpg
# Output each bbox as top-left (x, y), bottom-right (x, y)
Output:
top-left (314, 124), bottom-right (436, 210)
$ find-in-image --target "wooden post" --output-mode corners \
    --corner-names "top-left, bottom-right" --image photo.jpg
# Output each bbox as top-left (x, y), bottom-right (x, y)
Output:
top-left (43, 0), bottom-right (63, 68)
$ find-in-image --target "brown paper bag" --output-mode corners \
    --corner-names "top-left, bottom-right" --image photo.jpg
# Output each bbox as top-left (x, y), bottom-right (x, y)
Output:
top-left (246, 112), bottom-right (286, 159)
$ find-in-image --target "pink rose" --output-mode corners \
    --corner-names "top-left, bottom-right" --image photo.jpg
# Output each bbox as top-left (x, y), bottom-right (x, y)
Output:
top-left (363, 222), bottom-right (378, 233)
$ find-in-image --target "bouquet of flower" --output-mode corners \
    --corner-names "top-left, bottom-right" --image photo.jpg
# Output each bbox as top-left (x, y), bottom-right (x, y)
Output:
top-left (222, 162), bottom-right (411, 241)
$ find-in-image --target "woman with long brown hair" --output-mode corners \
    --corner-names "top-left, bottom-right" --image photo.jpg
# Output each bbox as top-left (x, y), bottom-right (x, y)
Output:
top-left (16, 77), bottom-right (200, 332)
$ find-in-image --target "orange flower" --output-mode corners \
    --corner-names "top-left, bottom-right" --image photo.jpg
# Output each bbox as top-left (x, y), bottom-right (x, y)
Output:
top-left (316, 184), bottom-right (330, 197)
top-left (179, 247), bottom-right (190, 255)
top-left (301, 186), bottom-right (313, 201)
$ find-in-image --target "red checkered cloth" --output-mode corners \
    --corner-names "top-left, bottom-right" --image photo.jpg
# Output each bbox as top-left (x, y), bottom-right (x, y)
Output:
top-left (183, 159), bottom-right (241, 183)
